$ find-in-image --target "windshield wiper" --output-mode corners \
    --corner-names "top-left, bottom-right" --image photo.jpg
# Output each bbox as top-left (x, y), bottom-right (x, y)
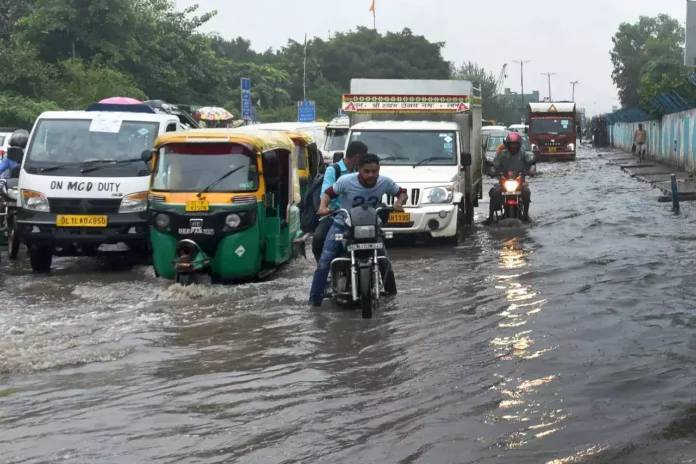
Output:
top-left (196, 165), bottom-right (245, 198)
top-left (80, 158), bottom-right (145, 173)
top-left (40, 160), bottom-right (105, 172)
top-left (413, 157), bottom-right (453, 167)
top-left (379, 156), bottom-right (409, 161)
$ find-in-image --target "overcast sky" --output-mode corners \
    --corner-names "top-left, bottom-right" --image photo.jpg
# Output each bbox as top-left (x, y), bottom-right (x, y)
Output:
top-left (177, 0), bottom-right (687, 116)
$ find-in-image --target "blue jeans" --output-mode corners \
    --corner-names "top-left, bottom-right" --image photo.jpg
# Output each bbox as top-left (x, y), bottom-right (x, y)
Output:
top-left (309, 222), bottom-right (346, 306)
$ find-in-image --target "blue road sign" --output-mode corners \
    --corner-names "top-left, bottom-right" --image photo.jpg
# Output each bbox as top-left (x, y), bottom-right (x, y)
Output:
top-left (337, 108), bottom-right (344, 116)
top-left (241, 77), bottom-right (252, 120)
top-left (297, 100), bottom-right (316, 122)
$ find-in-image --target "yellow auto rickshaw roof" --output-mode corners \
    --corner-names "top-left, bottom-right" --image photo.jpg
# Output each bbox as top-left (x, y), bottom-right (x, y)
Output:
top-left (154, 128), bottom-right (296, 154)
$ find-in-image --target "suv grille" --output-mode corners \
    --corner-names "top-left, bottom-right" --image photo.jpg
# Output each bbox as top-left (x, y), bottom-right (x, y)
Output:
top-left (384, 188), bottom-right (420, 206)
top-left (49, 198), bottom-right (122, 214)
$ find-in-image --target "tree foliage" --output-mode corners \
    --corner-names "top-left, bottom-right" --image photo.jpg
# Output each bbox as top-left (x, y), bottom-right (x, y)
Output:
top-left (610, 14), bottom-right (685, 108)
top-left (0, 0), bottom-right (475, 126)
top-left (452, 61), bottom-right (519, 123)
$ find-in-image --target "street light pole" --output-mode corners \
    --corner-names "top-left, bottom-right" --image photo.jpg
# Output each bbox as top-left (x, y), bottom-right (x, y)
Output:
top-left (513, 60), bottom-right (531, 110)
top-left (570, 81), bottom-right (579, 101)
top-left (542, 72), bottom-right (556, 100)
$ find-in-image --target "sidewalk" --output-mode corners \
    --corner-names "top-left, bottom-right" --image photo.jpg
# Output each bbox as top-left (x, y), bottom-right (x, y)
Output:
top-left (597, 147), bottom-right (696, 202)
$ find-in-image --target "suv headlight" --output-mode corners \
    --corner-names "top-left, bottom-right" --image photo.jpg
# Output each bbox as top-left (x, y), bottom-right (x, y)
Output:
top-left (422, 186), bottom-right (453, 204)
top-left (119, 192), bottom-right (148, 213)
top-left (354, 225), bottom-right (375, 239)
top-left (21, 189), bottom-right (49, 212)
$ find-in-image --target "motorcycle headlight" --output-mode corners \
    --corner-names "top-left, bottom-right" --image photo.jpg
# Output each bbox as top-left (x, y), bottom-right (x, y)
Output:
top-left (155, 213), bottom-right (170, 228)
top-left (354, 225), bottom-right (375, 239)
top-left (225, 213), bottom-right (241, 228)
top-left (422, 186), bottom-right (453, 204)
top-left (504, 180), bottom-right (519, 192)
top-left (21, 189), bottom-right (49, 212)
top-left (119, 192), bottom-right (148, 213)
top-left (567, 143), bottom-right (575, 151)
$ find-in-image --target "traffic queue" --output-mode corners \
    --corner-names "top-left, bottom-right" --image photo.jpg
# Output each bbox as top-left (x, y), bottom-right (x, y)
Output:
top-left (0, 82), bottom-right (580, 317)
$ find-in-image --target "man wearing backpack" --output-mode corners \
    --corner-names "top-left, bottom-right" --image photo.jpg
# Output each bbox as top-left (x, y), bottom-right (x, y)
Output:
top-left (310, 141), bottom-right (366, 261)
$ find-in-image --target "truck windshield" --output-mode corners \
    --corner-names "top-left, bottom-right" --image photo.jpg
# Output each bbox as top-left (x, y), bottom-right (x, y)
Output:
top-left (349, 130), bottom-right (457, 166)
top-left (25, 118), bottom-right (159, 168)
top-left (324, 128), bottom-right (348, 151)
top-left (531, 118), bottom-right (574, 135)
top-left (151, 143), bottom-right (258, 192)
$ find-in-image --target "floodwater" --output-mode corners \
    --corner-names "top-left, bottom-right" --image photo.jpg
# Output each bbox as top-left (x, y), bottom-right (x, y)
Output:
top-left (3, 145), bottom-right (696, 463)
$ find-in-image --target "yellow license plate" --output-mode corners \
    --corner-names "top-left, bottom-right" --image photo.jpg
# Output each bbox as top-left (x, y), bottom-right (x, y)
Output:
top-left (185, 200), bottom-right (209, 212)
top-left (387, 212), bottom-right (411, 224)
top-left (548, 147), bottom-right (557, 152)
top-left (56, 215), bottom-right (108, 227)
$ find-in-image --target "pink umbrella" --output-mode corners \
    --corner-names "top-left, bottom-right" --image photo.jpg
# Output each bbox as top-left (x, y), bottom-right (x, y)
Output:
top-left (99, 97), bottom-right (142, 105)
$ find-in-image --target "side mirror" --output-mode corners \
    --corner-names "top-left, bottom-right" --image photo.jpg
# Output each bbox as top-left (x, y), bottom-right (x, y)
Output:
top-left (7, 147), bottom-right (24, 164)
top-left (524, 151), bottom-right (536, 165)
top-left (332, 151), bottom-right (344, 163)
top-left (460, 152), bottom-right (472, 167)
top-left (141, 149), bottom-right (153, 162)
top-left (524, 127), bottom-right (529, 134)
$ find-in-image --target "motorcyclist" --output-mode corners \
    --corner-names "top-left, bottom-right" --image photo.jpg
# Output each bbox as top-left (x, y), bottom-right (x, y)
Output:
top-left (485, 132), bottom-right (534, 224)
top-left (0, 129), bottom-right (29, 179)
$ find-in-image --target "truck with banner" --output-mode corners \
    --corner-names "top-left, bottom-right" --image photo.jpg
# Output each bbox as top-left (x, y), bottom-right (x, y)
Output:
top-left (341, 78), bottom-right (482, 244)
top-left (527, 102), bottom-right (577, 161)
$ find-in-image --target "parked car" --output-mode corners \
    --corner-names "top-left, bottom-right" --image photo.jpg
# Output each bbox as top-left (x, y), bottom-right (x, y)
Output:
top-left (482, 130), bottom-right (532, 176)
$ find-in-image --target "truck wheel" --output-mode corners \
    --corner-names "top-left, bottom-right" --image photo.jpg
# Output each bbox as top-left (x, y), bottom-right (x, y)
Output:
top-left (29, 247), bottom-right (52, 273)
top-left (359, 267), bottom-right (374, 319)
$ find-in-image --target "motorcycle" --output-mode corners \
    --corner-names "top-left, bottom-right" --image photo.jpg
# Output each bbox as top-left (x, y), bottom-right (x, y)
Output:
top-left (327, 205), bottom-right (397, 318)
top-left (498, 171), bottom-right (525, 221)
top-left (0, 178), bottom-right (20, 261)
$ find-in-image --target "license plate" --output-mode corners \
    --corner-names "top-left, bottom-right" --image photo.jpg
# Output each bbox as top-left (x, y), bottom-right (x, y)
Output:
top-left (56, 215), bottom-right (108, 227)
top-left (185, 200), bottom-right (209, 212)
top-left (387, 212), bottom-right (410, 224)
top-left (347, 242), bottom-right (384, 251)
top-left (548, 147), bottom-right (557, 152)
top-left (502, 192), bottom-right (519, 196)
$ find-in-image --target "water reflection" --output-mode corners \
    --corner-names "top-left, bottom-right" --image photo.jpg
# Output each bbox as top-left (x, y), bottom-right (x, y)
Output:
top-left (486, 234), bottom-right (565, 450)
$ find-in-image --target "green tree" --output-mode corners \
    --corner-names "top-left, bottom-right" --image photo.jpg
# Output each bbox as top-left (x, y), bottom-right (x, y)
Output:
top-left (610, 14), bottom-right (684, 107)
top-left (452, 61), bottom-right (518, 123)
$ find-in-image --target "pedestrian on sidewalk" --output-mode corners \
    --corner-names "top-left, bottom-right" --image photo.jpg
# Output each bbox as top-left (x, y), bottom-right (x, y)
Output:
top-left (634, 123), bottom-right (647, 162)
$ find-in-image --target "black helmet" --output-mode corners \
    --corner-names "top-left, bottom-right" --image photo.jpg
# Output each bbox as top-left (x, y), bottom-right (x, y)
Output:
top-left (8, 129), bottom-right (29, 149)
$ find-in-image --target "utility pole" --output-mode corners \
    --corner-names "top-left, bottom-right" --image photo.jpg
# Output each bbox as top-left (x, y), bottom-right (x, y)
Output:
top-left (513, 60), bottom-right (531, 110)
top-left (570, 81), bottom-right (579, 101)
top-left (303, 33), bottom-right (307, 101)
top-left (542, 72), bottom-right (556, 100)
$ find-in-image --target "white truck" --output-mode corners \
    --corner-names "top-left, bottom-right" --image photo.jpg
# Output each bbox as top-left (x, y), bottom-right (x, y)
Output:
top-left (341, 79), bottom-right (483, 244)
top-left (322, 116), bottom-right (350, 164)
top-left (8, 104), bottom-right (184, 272)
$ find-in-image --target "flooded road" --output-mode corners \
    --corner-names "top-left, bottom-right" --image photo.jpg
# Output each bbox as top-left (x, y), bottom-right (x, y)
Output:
top-left (3, 145), bottom-right (696, 463)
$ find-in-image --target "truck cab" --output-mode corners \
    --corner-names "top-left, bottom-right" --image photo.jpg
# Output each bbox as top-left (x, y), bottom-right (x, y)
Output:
top-left (341, 78), bottom-right (483, 244)
top-left (527, 102), bottom-right (577, 161)
top-left (323, 116), bottom-right (350, 164)
top-left (9, 105), bottom-right (181, 272)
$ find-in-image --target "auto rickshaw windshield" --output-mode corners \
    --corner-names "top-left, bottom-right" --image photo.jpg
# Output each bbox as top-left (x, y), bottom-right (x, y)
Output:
top-left (151, 143), bottom-right (258, 192)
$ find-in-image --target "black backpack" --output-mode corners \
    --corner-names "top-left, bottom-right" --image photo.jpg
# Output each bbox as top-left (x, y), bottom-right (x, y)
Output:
top-left (300, 163), bottom-right (342, 234)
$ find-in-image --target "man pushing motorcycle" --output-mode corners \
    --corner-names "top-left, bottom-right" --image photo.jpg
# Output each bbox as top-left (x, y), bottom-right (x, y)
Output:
top-left (308, 153), bottom-right (408, 307)
top-left (485, 132), bottom-right (535, 224)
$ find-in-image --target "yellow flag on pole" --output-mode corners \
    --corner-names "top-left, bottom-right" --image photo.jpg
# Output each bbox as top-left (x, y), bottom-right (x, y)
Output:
top-left (369, 0), bottom-right (375, 12)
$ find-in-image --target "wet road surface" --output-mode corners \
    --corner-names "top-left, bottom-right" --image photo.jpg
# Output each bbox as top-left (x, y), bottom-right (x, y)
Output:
top-left (3, 145), bottom-right (696, 463)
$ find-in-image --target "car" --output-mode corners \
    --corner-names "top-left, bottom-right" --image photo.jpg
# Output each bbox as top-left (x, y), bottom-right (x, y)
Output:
top-left (482, 130), bottom-right (532, 176)
top-left (508, 124), bottom-right (529, 133)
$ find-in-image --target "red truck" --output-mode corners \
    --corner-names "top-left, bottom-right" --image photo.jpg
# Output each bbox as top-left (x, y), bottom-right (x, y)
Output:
top-left (527, 102), bottom-right (577, 161)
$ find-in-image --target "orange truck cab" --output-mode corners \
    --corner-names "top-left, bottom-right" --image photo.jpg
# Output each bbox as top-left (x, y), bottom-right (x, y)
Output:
top-left (527, 102), bottom-right (577, 161)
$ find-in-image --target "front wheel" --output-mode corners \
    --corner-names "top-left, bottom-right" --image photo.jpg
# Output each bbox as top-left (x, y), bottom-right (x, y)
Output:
top-left (359, 267), bottom-right (374, 319)
top-left (29, 246), bottom-right (52, 273)
top-left (384, 268), bottom-right (397, 295)
top-left (8, 225), bottom-right (19, 260)
top-left (176, 272), bottom-right (195, 286)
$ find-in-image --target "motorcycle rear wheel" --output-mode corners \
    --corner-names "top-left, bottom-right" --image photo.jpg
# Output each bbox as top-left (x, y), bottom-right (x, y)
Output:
top-left (359, 267), bottom-right (374, 319)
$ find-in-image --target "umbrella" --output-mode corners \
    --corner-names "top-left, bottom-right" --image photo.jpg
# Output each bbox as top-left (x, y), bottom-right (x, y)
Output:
top-left (99, 96), bottom-right (142, 104)
top-left (194, 106), bottom-right (234, 121)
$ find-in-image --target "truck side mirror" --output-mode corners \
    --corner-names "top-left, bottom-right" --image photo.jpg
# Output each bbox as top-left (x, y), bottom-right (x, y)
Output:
top-left (460, 152), bottom-right (472, 167)
top-left (6, 147), bottom-right (24, 164)
top-left (141, 149), bottom-right (153, 162)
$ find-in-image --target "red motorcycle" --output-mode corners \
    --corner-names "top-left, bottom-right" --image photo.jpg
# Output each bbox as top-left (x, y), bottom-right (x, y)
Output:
top-left (498, 171), bottom-right (525, 220)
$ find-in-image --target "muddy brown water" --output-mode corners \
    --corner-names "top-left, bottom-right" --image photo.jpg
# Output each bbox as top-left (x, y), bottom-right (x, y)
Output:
top-left (3, 146), bottom-right (696, 463)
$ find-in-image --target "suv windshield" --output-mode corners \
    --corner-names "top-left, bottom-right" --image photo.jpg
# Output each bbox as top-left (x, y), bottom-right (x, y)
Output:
top-left (151, 143), bottom-right (258, 192)
top-left (26, 118), bottom-right (159, 169)
top-left (531, 118), bottom-right (574, 134)
top-left (349, 130), bottom-right (457, 165)
top-left (324, 128), bottom-right (348, 151)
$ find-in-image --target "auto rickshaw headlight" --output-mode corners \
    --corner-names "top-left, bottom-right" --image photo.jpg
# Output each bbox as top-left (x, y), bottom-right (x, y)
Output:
top-left (119, 192), bottom-right (148, 213)
top-left (225, 213), bottom-right (241, 228)
top-left (155, 213), bottom-right (169, 228)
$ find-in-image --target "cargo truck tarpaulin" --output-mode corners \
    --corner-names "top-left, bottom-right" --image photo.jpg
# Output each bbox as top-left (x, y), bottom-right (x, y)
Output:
top-left (341, 94), bottom-right (480, 114)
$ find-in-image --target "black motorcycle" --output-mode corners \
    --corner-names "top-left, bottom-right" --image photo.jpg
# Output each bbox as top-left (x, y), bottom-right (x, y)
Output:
top-left (327, 205), bottom-right (397, 318)
top-left (0, 178), bottom-right (20, 261)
